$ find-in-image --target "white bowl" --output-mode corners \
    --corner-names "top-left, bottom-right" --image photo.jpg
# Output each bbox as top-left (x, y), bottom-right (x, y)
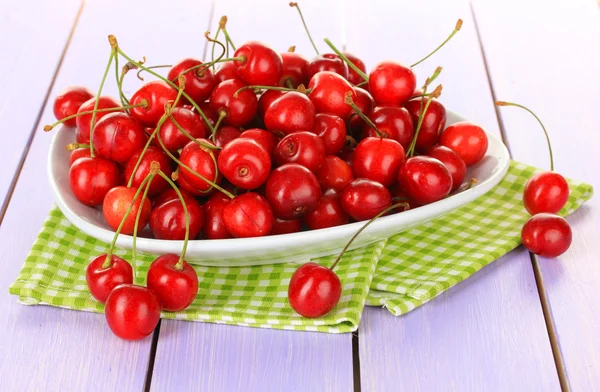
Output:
top-left (48, 111), bottom-right (509, 266)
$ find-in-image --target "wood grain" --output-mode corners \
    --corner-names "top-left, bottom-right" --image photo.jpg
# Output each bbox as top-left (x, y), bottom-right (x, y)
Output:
top-left (472, 0), bottom-right (600, 389)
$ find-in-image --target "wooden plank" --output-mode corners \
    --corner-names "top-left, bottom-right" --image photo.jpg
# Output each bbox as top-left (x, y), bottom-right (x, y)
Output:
top-left (150, 1), bottom-right (354, 391)
top-left (344, 0), bottom-right (561, 390)
top-left (0, 0), bottom-right (212, 390)
top-left (471, 0), bottom-right (600, 389)
top-left (0, 1), bottom-right (81, 214)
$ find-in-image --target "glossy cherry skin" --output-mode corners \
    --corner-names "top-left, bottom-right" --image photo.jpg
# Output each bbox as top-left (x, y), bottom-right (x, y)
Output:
top-left (214, 126), bottom-right (242, 148)
top-left (240, 128), bottom-right (278, 158)
top-left (280, 52), bottom-right (309, 88)
top-left (218, 138), bottom-right (271, 189)
top-left (307, 54), bottom-right (348, 80)
top-left (425, 146), bottom-right (466, 192)
top-left (353, 137), bottom-right (405, 187)
top-left (209, 79), bottom-right (258, 127)
top-left (288, 263), bottom-right (341, 318)
top-left (349, 87), bottom-right (374, 136)
top-left (130, 81), bottom-right (179, 127)
top-left (146, 254), bottom-right (198, 311)
top-left (308, 71), bottom-right (356, 120)
top-left (368, 61), bottom-right (416, 106)
top-left (523, 172), bottom-right (569, 215)
top-left (265, 164), bottom-right (322, 219)
top-left (343, 52), bottom-right (367, 86)
top-left (274, 131), bottom-right (326, 173)
top-left (234, 41), bottom-right (283, 86)
top-left (104, 284), bottom-right (161, 341)
top-left (177, 171), bottom-right (212, 197)
top-left (271, 217), bottom-right (302, 235)
top-left (158, 107), bottom-right (207, 152)
top-left (150, 197), bottom-right (204, 240)
top-left (341, 178), bottom-right (392, 221)
top-left (215, 61), bottom-right (239, 83)
top-left (178, 139), bottom-right (220, 193)
top-left (75, 96), bottom-right (121, 143)
top-left (398, 156), bottom-right (453, 205)
top-left (152, 186), bottom-right (195, 208)
top-left (264, 92), bottom-right (316, 135)
top-left (69, 148), bottom-right (91, 166)
top-left (53, 86), bottom-right (94, 127)
top-left (521, 213), bottom-right (572, 257)
top-left (102, 186), bottom-right (152, 235)
top-left (69, 157), bottom-right (120, 206)
top-left (124, 146), bottom-right (173, 196)
top-left (439, 121), bottom-right (488, 166)
top-left (92, 113), bottom-right (147, 164)
top-left (222, 192), bottom-right (274, 238)
top-left (86, 254), bottom-right (133, 304)
top-left (316, 155), bottom-right (354, 192)
top-left (312, 113), bottom-right (346, 155)
top-left (203, 192), bottom-right (232, 239)
top-left (258, 90), bottom-right (286, 120)
top-left (304, 190), bottom-right (349, 230)
top-left (168, 58), bottom-right (216, 104)
top-left (364, 106), bottom-right (414, 149)
top-left (404, 98), bottom-right (447, 152)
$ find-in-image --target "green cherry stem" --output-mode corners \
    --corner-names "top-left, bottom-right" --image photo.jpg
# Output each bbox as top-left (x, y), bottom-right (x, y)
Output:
top-left (43, 101), bottom-right (146, 132)
top-left (211, 110), bottom-right (227, 140)
top-left (89, 45), bottom-right (116, 157)
top-left (212, 25), bottom-right (223, 70)
top-left (168, 114), bottom-right (222, 151)
top-left (406, 84), bottom-right (442, 157)
top-left (344, 92), bottom-right (385, 137)
top-left (324, 38), bottom-right (369, 82)
top-left (136, 64), bottom-right (173, 81)
top-left (157, 171), bottom-right (190, 269)
top-left (411, 19), bottom-right (463, 68)
top-left (289, 2), bottom-right (319, 55)
top-left (233, 85), bottom-right (304, 98)
top-left (131, 169), bottom-right (157, 278)
top-left (65, 143), bottom-right (90, 151)
top-left (219, 15), bottom-right (236, 52)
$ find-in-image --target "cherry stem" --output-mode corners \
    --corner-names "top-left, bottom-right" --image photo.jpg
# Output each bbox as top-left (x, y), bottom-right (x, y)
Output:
top-left (289, 2), bottom-right (319, 55)
top-left (219, 15), bottom-right (236, 53)
top-left (211, 27), bottom-right (223, 70)
top-left (406, 84), bottom-right (443, 157)
top-left (44, 102), bottom-right (146, 132)
top-left (211, 110), bottom-right (227, 140)
top-left (329, 202), bottom-right (409, 271)
top-left (422, 66), bottom-right (443, 90)
top-left (344, 92), bottom-right (384, 137)
top-left (157, 171), bottom-right (190, 269)
top-left (65, 143), bottom-right (89, 151)
top-left (136, 64), bottom-right (173, 81)
top-left (168, 114), bottom-right (221, 151)
top-left (285, 79), bottom-right (295, 89)
top-left (496, 101), bottom-right (554, 171)
top-left (89, 47), bottom-right (116, 157)
top-left (234, 85), bottom-right (304, 98)
top-left (411, 19), bottom-right (463, 68)
top-left (117, 61), bottom-right (139, 107)
top-left (467, 178), bottom-right (478, 190)
top-left (356, 80), bottom-right (368, 87)
top-left (131, 172), bottom-right (155, 278)
top-left (323, 38), bottom-right (369, 82)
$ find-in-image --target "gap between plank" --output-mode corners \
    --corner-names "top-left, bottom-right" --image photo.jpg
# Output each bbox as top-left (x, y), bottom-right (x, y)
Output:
top-left (352, 332), bottom-right (362, 392)
top-left (144, 320), bottom-right (162, 392)
top-left (469, 3), bottom-right (570, 390)
top-left (0, 1), bottom-right (85, 226)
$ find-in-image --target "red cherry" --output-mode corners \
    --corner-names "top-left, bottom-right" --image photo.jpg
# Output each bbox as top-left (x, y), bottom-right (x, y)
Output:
top-left (130, 81), bottom-right (179, 127)
top-left (104, 284), bottom-right (161, 341)
top-left (288, 263), bottom-right (341, 318)
top-left (339, 141), bottom-right (355, 167)
top-left (69, 148), bottom-right (91, 166)
top-left (125, 146), bottom-right (173, 196)
top-left (348, 87), bottom-right (374, 136)
top-left (426, 146), bottom-right (466, 192)
top-left (203, 192), bottom-right (232, 239)
top-left (352, 137), bottom-right (405, 187)
top-left (316, 155), bottom-right (354, 192)
top-left (150, 197), bottom-right (204, 240)
top-left (307, 54), bottom-right (348, 80)
top-left (86, 254), bottom-right (133, 304)
top-left (265, 163), bottom-right (322, 219)
top-left (168, 58), bottom-right (216, 104)
top-left (218, 138), bottom-right (271, 190)
top-left (53, 86), bottom-right (94, 127)
top-left (404, 98), bottom-right (447, 152)
top-left (158, 107), bottom-right (207, 153)
top-left (364, 106), bottom-right (414, 149)
top-left (69, 157), bottom-right (120, 206)
top-left (197, 101), bottom-right (219, 126)
top-left (280, 52), bottom-right (309, 88)
top-left (368, 61), bottom-right (416, 106)
top-left (398, 156), bottom-right (453, 205)
top-left (177, 171), bottom-right (211, 197)
top-left (304, 190), bottom-right (349, 230)
top-left (308, 71), bottom-right (356, 120)
top-left (209, 79), bottom-right (258, 127)
top-left (92, 113), bottom-right (147, 164)
top-left (312, 113), bottom-right (346, 155)
top-left (178, 139), bottom-right (220, 193)
top-left (521, 213), bottom-right (572, 257)
top-left (214, 61), bottom-right (239, 83)
top-left (234, 41), bottom-right (283, 86)
top-left (75, 96), bottom-right (121, 143)
top-left (214, 125), bottom-right (242, 147)
top-left (264, 92), bottom-right (316, 135)
top-left (343, 52), bottom-right (367, 86)
top-left (523, 172), bottom-right (569, 215)
top-left (271, 217), bottom-right (302, 235)
top-left (152, 186), bottom-right (195, 207)
top-left (146, 254), bottom-right (199, 311)
top-left (340, 178), bottom-right (392, 221)
top-left (223, 192), bottom-right (274, 238)
top-left (102, 186), bottom-right (151, 235)
top-left (274, 131), bottom-right (326, 173)
top-left (258, 90), bottom-right (286, 120)
top-left (439, 121), bottom-right (488, 166)
top-left (240, 128), bottom-right (278, 158)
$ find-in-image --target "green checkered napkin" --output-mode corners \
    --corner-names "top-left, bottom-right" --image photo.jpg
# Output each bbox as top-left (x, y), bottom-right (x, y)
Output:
top-left (9, 161), bottom-right (593, 333)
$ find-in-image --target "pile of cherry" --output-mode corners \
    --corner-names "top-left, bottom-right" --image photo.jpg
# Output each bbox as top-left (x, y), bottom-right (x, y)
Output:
top-left (47, 5), bottom-right (572, 340)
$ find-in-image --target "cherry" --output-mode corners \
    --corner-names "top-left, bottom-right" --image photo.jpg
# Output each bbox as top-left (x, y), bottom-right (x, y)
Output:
top-left (69, 157), bottom-right (120, 206)
top-left (86, 254), bottom-right (133, 304)
top-left (316, 155), bottom-right (354, 192)
top-left (312, 113), bottom-right (346, 155)
top-left (426, 146), bottom-right (466, 192)
top-left (271, 217), bottom-right (302, 235)
top-left (523, 172), bottom-right (569, 215)
top-left (339, 143), bottom-right (355, 167)
top-left (168, 58), bottom-right (216, 104)
top-left (352, 137), bottom-right (405, 187)
top-left (348, 87), bottom-right (374, 136)
top-left (178, 138), bottom-right (220, 193)
top-left (304, 190), bottom-right (349, 230)
top-left (439, 121), bottom-right (488, 166)
top-left (158, 107), bottom-right (207, 153)
top-left (234, 41), bottom-right (283, 86)
top-left (341, 178), bottom-right (392, 221)
top-left (223, 192), bottom-right (274, 238)
top-left (265, 163), bottom-right (322, 219)
top-left (343, 52), bottom-right (366, 86)
top-left (53, 86), bottom-right (94, 128)
top-left (288, 262), bottom-right (341, 318)
top-left (214, 61), bottom-right (239, 83)
top-left (521, 213), bottom-right (572, 257)
top-left (264, 91), bottom-right (316, 135)
top-left (153, 186), bottom-right (195, 207)
top-left (404, 98), bottom-right (447, 152)
top-left (280, 51), bottom-right (309, 88)
top-left (146, 254), bottom-right (198, 311)
top-left (125, 147), bottom-right (172, 196)
top-left (398, 156), bottom-right (453, 205)
top-left (130, 80), bottom-right (179, 127)
top-left (258, 90), bottom-right (286, 120)
top-left (75, 96), bottom-right (121, 143)
top-left (364, 106), bottom-right (414, 149)
top-left (92, 113), bottom-right (147, 164)
top-left (198, 101), bottom-right (219, 126)
top-left (218, 138), bottom-right (271, 189)
top-left (150, 197), bottom-right (204, 240)
top-left (368, 61), bottom-right (416, 106)
top-left (103, 186), bottom-right (151, 235)
top-left (203, 192), bottom-right (232, 239)
top-left (104, 284), bottom-right (161, 340)
top-left (308, 71), bottom-right (356, 120)
top-left (69, 147), bottom-right (91, 166)
top-left (274, 131), bottom-right (326, 173)
top-left (177, 171), bottom-right (211, 197)
top-left (214, 125), bottom-right (242, 147)
top-left (239, 128), bottom-right (278, 158)
top-left (209, 79), bottom-right (258, 127)
top-left (307, 54), bottom-right (348, 80)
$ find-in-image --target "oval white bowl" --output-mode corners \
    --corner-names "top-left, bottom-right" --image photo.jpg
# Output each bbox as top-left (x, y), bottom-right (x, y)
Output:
top-left (48, 111), bottom-right (509, 266)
